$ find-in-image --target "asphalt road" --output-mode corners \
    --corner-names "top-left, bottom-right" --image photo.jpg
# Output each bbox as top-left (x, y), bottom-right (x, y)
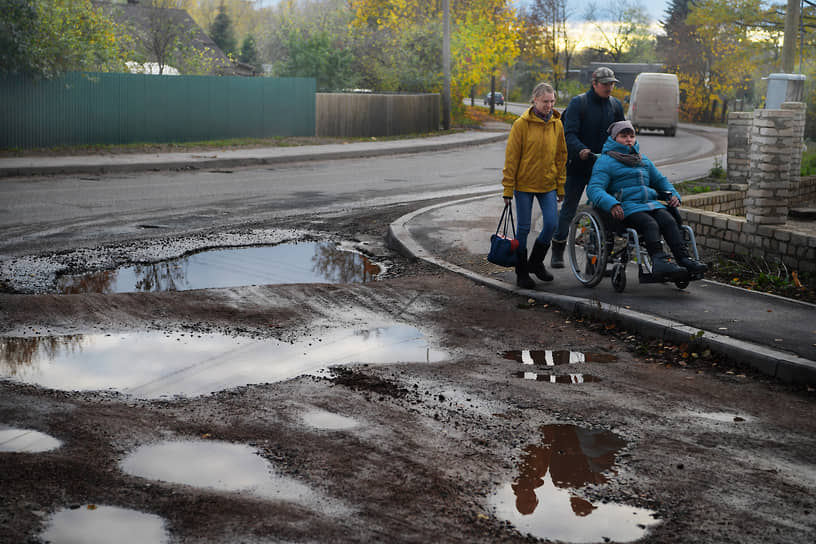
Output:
top-left (0, 123), bottom-right (725, 258)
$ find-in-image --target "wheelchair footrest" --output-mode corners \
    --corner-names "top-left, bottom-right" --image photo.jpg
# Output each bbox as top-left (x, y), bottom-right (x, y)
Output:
top-left (638, 269), bottom-right (689, 284)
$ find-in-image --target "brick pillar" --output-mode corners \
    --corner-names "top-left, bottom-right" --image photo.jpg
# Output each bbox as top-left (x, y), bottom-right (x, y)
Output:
top-left (727, 112), bottom-right (752, 185)
top-left (745, 109), bottom-right (795, 225)
top-left (780, 102), bottom-right (806, 204)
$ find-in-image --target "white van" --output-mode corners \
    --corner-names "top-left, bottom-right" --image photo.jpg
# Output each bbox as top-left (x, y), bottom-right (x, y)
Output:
top-left (626, 72), bottom-right (679, 137)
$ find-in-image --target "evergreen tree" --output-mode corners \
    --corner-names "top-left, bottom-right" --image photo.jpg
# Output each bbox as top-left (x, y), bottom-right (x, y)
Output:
top-left (239, 34), bottom-right (261, 72)
top-left (209, 2), bottom-right (236, 57)
top-left (656, 0), bottom-right (703, 72)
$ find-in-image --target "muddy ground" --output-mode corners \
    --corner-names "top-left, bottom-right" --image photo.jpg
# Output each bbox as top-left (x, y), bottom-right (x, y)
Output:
top-left (1, 204), bottom-right (814, 543)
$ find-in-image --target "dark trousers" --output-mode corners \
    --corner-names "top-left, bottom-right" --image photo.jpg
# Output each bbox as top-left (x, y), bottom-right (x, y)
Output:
top-left (624, 208), bottom-right (684, 256)
top-left (552, 174), bottom-right (589, 243)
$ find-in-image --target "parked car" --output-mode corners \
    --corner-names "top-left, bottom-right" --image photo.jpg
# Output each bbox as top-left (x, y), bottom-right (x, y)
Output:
top-left (484, 92), bottom-right (504, 106)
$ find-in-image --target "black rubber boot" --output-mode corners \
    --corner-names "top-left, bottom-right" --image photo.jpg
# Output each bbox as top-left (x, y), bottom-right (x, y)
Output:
top-left (528, 240), bottom-right (554, 281)
top-left (515, 249), bottom-right (536, 289)
top-left (550, 239), bottom-right (566, 269)
top-left (670, 243), bottom-right (708, 275)
top-left (678, 257), bottom-right (707, 274)
top-left (651, 252), bottom-right (687, 281)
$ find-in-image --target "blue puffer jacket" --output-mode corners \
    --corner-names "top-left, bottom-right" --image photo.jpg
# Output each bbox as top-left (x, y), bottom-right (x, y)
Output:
top-left (586, 137), bottom-right (680, 218)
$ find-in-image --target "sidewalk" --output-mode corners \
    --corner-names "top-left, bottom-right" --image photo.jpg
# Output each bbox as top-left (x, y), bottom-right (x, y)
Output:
top-left (387, 194), bottom-right (816, 386)
top-left (0, 130), bottom-right (509, 177)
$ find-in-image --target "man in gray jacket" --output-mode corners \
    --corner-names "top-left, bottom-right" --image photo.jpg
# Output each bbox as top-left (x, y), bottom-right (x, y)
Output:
top-left (550, 66), bottom-right (625, 268)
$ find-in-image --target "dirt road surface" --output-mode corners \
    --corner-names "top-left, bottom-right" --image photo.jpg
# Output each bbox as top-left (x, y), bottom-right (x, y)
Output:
top-left (1, 204), bottom-right (814, 543)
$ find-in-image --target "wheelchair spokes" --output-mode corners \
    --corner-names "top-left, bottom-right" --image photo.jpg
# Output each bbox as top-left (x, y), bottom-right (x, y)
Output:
top-left (567, 209), bottom-right (607, 287)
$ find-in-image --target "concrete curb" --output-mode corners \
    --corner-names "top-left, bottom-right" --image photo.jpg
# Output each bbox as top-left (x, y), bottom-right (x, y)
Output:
top-left (0, 132), bottom-right (510, 177)
top-left (387, 196), bottom-right (816, 386)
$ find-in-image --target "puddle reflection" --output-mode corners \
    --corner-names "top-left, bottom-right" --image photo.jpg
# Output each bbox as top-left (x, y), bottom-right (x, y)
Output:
top-left (515, 372), bottom-right (601, 383)
top-left (0, 426), bottom-right (62, 452)
top-left (0, 325), bottom-right (447, 398)
top-left (40, 504), bottom-right (169, 544)
top-left (490, 424), bottom-right (659, 542)
top-left (0, 335), bottom-right (85, 377)
top-left (503, 350), bottom-right (617, 366)
top-left (121, 440), bottom-right (315, 502)
top-left (56, 242), bottom-right (381, 294)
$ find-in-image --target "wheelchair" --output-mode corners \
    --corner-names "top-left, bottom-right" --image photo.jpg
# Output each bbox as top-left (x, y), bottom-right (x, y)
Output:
top-left (566, 201), bottom-right (704, 293)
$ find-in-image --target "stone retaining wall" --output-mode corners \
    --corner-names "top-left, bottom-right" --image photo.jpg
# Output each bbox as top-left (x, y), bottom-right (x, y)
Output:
top-left (679, 176), bottom-right (816, 273)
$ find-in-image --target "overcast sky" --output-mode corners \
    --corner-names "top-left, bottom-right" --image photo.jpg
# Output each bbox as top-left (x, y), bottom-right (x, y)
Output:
top-left (253, 1), bottom-right (672, 23)
top-left (514, 0), bottom-right (670, 22)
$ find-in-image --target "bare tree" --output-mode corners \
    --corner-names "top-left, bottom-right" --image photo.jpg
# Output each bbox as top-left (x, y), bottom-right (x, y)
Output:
top-left (529, 0), bottom-right (576, 90)
top-left (584, 0), bottom-right (651, 62)
top-left (142, 0), bottom-right (187, 74)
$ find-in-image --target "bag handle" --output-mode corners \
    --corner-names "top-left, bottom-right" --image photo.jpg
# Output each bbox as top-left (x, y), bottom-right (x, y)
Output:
top-left (495, 204), bottom-right (516, 239)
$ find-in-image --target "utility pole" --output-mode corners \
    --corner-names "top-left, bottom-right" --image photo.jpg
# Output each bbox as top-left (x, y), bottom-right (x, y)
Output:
top-left (442, 0), bottom-right (451, 130)
top-left (490, 75), bottom-right (496, 115)
top-left (781, 0), bottom-right (800, 72)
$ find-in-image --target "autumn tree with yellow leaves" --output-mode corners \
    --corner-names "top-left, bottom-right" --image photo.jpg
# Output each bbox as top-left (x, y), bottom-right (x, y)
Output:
top-left (660, 0), bottom-right (783, 122)
top-left (0, 0), bottom-right (128, 77)
top-left (348, 0), bottom-right (519, 115)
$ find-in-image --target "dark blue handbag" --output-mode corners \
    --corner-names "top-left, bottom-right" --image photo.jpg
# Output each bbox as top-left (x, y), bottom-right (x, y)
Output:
top-left (487, 205), bottom-right (519, 267)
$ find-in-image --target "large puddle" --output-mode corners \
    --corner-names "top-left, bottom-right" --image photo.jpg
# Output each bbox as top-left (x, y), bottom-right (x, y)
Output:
top-left (515, 372), bottom-right (601, 383)
top-left (489, 424), bottom-right (659, 542)
top-left (39, 504), bottom-right (169, 544)
top-left (55, 242), bottom-right (381, 294)
top-left (0, 425), bottom-right (62, 452)
top-left (0, 325), bottom-right (447, 398)
top-left (120, 440), bottom-right (322, 504)
top-left (503, 350), bottom-right (617, 366)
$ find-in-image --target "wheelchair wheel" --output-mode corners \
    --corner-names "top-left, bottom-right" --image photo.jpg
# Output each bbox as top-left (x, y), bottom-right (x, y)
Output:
top-left (611, 263), bottom-right (627, 292)
top-left (674, 279), bottom-right (690, 290)
top-left (567, 209), bottom-right (607, 288)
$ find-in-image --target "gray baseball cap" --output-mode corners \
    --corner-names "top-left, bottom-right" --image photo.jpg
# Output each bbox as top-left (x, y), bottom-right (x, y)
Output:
top-left (592, 66), bottom-right (620, 84)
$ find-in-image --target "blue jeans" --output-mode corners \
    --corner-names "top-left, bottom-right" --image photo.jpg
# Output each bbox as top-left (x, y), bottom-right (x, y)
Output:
top-left (552, 174), bottom-right (589, 243)
top-left (514, 190), bottom-right (558, 251)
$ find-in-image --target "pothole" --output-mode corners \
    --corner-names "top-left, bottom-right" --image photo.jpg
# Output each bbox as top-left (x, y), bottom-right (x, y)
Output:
top-left (489, 424), bottom-right (660, 542)
top-left (39, 504), bottom-right (169, 544)
top-left (300, 407), bottom-right (361, 430)
top-left (55, 241), bottom-right (382, 294)
top-left (0, 325), bottom-right (447, 399)
top-left (0, 425), bottom-right (62, 452)
top-left (120, 440), bottom-right (322, 504)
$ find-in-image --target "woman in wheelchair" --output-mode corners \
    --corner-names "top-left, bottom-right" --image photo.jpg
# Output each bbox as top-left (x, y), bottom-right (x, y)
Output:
top-left (586, 121), bottom-right (707, 281)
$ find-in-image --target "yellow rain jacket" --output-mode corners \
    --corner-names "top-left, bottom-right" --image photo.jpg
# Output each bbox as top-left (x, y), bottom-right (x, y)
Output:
top-left (501, 107), bottom-right (567, 198)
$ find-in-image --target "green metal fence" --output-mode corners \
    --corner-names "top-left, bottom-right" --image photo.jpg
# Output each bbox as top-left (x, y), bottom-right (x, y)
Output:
top-left (0, 72), bottom-right (316, 149)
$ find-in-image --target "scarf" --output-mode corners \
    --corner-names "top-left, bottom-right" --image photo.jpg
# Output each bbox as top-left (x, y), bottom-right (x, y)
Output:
top-left (532, 107), bottom-right (552, 122)
top-left (607, 149), bottom-right (642, 167)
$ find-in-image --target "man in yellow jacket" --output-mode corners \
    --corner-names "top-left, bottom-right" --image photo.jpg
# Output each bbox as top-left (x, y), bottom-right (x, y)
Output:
top-left (502, 82), bottom-right (567, 289)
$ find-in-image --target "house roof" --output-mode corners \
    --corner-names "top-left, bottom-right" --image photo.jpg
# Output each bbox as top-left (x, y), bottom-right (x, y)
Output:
top-left (95, 0), bottom-right (235, 75)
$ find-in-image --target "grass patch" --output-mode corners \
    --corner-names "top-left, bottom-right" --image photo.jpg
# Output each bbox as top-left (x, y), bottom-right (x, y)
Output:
top-left (674, 179), bottom-right (719, 196)
top-left (458, 105), bottom-right (517, 127)
top-left (802, 143), bottom-right (816, 176)
top-left (707, 253), bottom-right (816, 304)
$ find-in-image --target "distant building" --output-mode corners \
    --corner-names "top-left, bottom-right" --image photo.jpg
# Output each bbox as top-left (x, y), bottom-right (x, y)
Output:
top-left (125, 61), bottom-right (180, 75)
top-left (582, 63), bottom-right (666, 90)
top-left (95, 0), bottom-right (236, 76)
